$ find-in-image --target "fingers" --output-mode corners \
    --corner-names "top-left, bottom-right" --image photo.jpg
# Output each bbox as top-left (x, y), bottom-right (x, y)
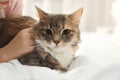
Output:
top-left (25, 28), bottom-right (35, 38)
top-left (26, 28), bottom-right (36, 46)
top-left (21, 27), bottom-right (35, 38)
top-left (25, 27), bottom-right (34, 33)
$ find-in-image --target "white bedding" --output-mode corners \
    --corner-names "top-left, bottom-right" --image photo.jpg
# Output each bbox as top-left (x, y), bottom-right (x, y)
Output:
top-left (0, 59), bottom-right (62, 80)
top-left (0, 56), bottom-right (89, 80)
top-left (0, 32), bottom-right (120, 80)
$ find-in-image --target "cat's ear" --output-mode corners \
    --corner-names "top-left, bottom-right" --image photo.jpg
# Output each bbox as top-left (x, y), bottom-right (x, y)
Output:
top-left (35, 6), bottom-right (48, 20)
top-left (69, 8), bottom-right (83, 25)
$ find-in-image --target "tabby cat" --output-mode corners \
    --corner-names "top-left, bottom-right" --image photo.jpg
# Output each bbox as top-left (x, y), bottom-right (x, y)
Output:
top-left (0, 7), bottom-right (83, 71)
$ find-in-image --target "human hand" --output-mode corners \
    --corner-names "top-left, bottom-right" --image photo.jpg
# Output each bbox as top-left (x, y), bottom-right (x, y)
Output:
top-left (0, 28), bottom-right (35, 62)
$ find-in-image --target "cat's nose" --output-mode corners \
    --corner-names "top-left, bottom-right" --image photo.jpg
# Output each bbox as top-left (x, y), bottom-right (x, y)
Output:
top-left (53, 41), bottom-right (60, 45)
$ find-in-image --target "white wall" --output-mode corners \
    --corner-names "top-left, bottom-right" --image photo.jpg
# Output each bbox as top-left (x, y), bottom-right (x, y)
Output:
top-left (23, 0), bottom-right (115, 32)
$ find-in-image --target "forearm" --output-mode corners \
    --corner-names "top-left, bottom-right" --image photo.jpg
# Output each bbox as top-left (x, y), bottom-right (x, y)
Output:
top-left (0, 45), bottom-right (19, 63)
top-left (0, 45), bottom-right (22, 63)
top-left (0, 28), bottom-right (35, 63)
top-left (0, 47), bottom-right (11, 63)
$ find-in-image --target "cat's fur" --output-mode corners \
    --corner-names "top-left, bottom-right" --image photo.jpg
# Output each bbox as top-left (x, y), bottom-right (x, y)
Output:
top-left (0, 7), bottom-right (83, 71)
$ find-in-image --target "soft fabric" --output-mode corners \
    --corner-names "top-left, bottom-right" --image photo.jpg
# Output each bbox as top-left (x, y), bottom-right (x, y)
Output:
top-left (0, 55), bottom-right (120, 80)
top-left (0, 0), bottom-right (23, 18)
top-left (0, 59), bottom-right (64, 80)
top-left (0, 56), bottom-right (90, 80)
top-left (0, 32), bottom-right (120, 80)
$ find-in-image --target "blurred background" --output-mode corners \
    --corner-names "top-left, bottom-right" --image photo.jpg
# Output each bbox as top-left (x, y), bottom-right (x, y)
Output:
top-left (23, 0), bottom-right (120, 73)
top-left (23, 0), bottom-right (119, 32)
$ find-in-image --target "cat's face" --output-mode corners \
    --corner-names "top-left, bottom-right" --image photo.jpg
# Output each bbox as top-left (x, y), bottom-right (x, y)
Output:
top-left (34, 7), bottom-right (83, 51)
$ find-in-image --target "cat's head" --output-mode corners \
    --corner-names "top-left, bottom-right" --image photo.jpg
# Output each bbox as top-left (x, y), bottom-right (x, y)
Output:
top-left (34, 7), bottom-right (83, 52)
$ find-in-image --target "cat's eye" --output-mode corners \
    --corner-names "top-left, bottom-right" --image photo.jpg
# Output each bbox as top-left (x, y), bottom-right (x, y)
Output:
top-left (44, 29), bottom-right (52, 35)
top-left (62, 29), bottom-right (71, 35)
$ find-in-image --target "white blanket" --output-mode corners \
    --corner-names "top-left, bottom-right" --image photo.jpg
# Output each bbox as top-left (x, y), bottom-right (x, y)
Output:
top-left (0, 56), bottom-right (120, 80)
top-left (0, 32), bottom-right (120, 80)
top-left (0, 59), bottom-right (64, 80)
top-left (0, 55), bottom-right (92, 80)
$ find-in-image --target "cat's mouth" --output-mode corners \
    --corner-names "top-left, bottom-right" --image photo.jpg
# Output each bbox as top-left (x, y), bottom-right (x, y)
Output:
top-left (54, 45), bottom-right (61, 48)
top-left (52, 43), bottom-right (68, 50)
top-left (48, 43), bottom-right (62, 49)
top-left (51, 44), bottom-right (60, 48)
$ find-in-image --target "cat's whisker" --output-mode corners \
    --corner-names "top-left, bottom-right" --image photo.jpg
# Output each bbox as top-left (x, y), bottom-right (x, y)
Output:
top-left (1, 7), bottom-right (83, 72)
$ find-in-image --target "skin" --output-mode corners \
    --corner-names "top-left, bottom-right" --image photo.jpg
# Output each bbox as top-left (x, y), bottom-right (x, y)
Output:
top-left (0, 0), bottom-right (9, 9)
top-left (0, 28), bottom-right (35, 62)
top-left (0, 0), bottom-right (35, 62)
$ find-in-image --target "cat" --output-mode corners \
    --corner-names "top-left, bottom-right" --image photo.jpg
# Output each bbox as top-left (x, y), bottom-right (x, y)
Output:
top-left (0, 7), bottom-right (83, 72)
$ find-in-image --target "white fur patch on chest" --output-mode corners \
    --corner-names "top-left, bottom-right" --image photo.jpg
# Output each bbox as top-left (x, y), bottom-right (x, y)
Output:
top-left (36, 40), bottom-right (74, 68)
top-left (52, 47), bottom-right (74, 68)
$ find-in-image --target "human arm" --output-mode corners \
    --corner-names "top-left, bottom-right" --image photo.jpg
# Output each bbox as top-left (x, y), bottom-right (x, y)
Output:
top-left (0, 28), bottom-right (35, 63)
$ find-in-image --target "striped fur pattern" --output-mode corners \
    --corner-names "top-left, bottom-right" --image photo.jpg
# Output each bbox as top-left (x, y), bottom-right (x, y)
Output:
top-left (0, 7), bottom-right (83, 72)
